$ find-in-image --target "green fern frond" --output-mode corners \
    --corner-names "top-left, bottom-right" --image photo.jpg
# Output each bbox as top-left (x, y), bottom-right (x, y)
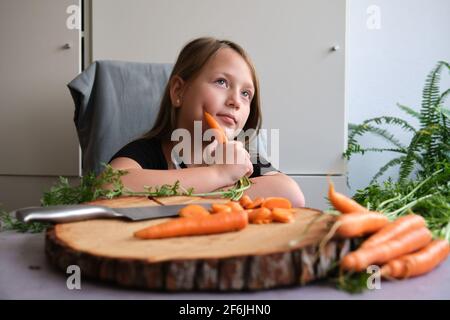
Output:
top-left (420, 62), bottom-right (444, 130)
top-left (348, 123), bottom-right (406, 149)
top-left (397, 103), bottom-right (421, 120)
top-left (363, 147), bottom-right (406, 154)
top-left (370, 156), bottom-right (406, 184)
top-left (398, 130), bottom-right (428, 183)
top-left (362, 116), bottom-right (417, 133)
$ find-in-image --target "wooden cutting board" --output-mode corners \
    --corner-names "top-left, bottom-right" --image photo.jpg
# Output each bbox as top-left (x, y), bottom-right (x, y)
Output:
top-left (45, 196), bottom-right (352, 291)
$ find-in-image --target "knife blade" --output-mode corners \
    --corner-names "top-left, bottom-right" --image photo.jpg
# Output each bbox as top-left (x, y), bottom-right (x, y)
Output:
top-left (14, 203), bottom-right (212, 224)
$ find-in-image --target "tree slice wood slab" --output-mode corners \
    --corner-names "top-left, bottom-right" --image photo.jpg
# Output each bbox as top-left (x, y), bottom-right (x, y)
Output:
top-left (45, 197), bottom-right (351, 291)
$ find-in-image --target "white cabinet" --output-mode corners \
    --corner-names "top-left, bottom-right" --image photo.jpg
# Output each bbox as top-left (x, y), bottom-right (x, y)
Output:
top-left (0, 0), bottom-right (81, 176)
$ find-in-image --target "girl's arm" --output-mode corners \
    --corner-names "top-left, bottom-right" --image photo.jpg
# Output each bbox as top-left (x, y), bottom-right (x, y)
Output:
top-left (109, 157), bottom-right (235, 194)
top-left (243, 173), bottom-right (306, 208)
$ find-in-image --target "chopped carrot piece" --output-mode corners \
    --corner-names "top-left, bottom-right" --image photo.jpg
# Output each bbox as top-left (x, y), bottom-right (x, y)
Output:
top-left (178, 204), bottom-right (210, 218)
top-left (261, 197), bottom-right (292, 210)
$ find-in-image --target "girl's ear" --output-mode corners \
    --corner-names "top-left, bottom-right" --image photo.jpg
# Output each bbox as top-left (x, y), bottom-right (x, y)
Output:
top-left (169, 75), bottom-right (185, 108)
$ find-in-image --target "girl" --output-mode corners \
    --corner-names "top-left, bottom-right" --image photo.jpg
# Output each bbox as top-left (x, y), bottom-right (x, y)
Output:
top-left (109, 37), bottom-right (305, 207)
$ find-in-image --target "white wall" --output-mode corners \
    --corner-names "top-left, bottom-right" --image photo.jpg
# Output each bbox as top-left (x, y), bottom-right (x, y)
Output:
top-left (347, 0), bottom-right (450, 195)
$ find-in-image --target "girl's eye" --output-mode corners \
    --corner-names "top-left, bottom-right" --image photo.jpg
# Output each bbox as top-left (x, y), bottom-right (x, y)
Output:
top-left (242, 91), bottom-right (252, 100)
top-left (215, 78), bottom-right (227, 87)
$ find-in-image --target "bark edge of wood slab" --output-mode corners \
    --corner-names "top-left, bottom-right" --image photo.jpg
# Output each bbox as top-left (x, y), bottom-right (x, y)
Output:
top-left (45, 227), bottom-right (352, 291)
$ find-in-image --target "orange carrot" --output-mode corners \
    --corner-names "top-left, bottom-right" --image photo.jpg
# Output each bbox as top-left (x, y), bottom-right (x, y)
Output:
top-left (361, 214), bottom-right (426, 249)
top-left (178, 204), bottom-right (210, 218)
top-left (210, 203), bottom-right (232, 213)
top-left (261, 197), bottom-right (292, 210)
top-left (336, 211), bottom-right (389, 238)
top-left (340, 227), bottom-right (433, 272)
top-left (381, 239), bottom-right (450, 279)
top-left (225, 201), bottom-right (244, 212)
top-left (246, 197), bottom-right (264, 209)
top-left (204, 111), bottom-right (228, 144)
top-left (328, 179), bottom-right (368, 214)
top-left (134, 210), bottom-right (248, 239)
top-left (271, 208), bottom-right (294, 223)
top-left (248, 207), bottom-right (272, 224)
top-left (239, 195), bottom-right (253, 208)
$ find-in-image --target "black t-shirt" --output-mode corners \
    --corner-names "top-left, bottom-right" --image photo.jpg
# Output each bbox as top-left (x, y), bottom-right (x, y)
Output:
top-left (109, 138), bottom-right (279, 178)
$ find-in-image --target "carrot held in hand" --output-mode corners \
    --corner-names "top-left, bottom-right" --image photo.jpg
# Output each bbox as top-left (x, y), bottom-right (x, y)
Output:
top-left (178, 204), bottom-right (211, 218)
top-left (380, 239), bottom-right (450, 279)
top-left (134, 210), bottom-right (248, 239)
top-left (204, 111), bottom-right (228, 144)
top-left (328, 179), bottom-right (368, 214)
top-left (340, 226), bottom-right (433, 272)
top-left (361, 214), bottom-right (426, 249)
top-left (335, 211), bottom-right (389, 238)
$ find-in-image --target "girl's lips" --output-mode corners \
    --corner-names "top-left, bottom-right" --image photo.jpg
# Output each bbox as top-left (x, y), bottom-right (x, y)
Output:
top-left (217, 115), bottom-right (236, 126)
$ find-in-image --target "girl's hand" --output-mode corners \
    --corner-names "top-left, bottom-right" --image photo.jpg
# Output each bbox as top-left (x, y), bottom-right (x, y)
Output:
top-left (205, 140), bottom-right (253, 183)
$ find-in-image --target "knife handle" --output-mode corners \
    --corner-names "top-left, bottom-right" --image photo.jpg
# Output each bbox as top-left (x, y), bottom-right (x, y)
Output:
top-left (15, 205), bottom-right (122, 223)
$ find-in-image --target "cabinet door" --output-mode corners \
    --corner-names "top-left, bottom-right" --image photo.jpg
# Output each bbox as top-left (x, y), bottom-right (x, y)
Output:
top-left (91, 0), bottom-right (346, 175)
top-left (0, 0), bottom-right (81, 176)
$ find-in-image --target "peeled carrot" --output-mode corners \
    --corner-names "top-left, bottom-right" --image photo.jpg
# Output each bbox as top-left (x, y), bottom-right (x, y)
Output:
top-left (239, 195), bottom-right (253, 208)
top-left (271, 208), bottom-right (294, 223)
top-left (211, 203), bottom-right (232, 213)
top-left (328, 179), bottom-right (368, 214)
top-left (178, 204), bottom-right (210, 218)
top-left (341, 227), bottom-right (433, 272)
top-left (336, 211), bottom-right (389, 238)
top-left (204, 111), bottom-right (228, 144)
top-left (261, 197), bottom-right (292, 210)
top-left (246, 197), bottom-right (264, 209)
top-left (381, 239), bottom-right (450, 279)
top-left (248, 207), bottom-right (272, 224)
top-left (361, 214), bottom-right (426, 249)
top-left (134, 210), bottom-right (248, 239)
top-left (225, 201), bottom-right (244, 212)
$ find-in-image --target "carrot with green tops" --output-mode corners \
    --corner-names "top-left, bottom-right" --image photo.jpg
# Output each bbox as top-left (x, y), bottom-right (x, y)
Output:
top-left (178, 204), bottom-right (210, 218)
top-left (261, 197), bottom-right (292, 210)
top-left (335, 211), bottom-right (389, 238)
top-left (328, 179), bottom-right (368, 214)
top-left (380, 239), bottom-right (450, 279)
top-left (361, 214), bottom-right (426, 249)
top-left (204, 111), bottom-right (228, 144)
top-left (340, 226), bottom-right (433, 272)
top-left (134, 210), bottom-right (248, 239)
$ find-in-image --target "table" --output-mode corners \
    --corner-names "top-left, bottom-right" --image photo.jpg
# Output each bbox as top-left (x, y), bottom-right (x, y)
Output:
top-left (1, 230), bottom-right (449, 300)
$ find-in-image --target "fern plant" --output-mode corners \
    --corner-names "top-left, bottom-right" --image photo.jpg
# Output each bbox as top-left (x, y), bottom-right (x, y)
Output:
top-left (344, 61), bottom-right (450, 184)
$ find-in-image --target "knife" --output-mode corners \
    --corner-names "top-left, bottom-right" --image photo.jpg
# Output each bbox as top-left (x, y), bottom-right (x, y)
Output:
top-left (14, 203), bottom-right (211, 224)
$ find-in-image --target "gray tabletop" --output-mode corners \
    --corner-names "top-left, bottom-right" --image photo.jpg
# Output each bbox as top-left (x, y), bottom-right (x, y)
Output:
top-left (1, 230), bottom-right (449, 300)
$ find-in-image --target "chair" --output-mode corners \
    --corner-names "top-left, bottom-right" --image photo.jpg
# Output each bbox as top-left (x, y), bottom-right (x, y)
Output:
top-left (68, 60), bottom-right (172, 175)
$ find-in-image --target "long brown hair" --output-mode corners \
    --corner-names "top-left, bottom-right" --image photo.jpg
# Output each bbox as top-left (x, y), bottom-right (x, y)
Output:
top-left (142, 37), bottom-right (262, 143)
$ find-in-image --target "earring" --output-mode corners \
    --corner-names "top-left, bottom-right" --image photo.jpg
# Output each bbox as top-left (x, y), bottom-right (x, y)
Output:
top-left (176, 99), bottom-right (180, 105)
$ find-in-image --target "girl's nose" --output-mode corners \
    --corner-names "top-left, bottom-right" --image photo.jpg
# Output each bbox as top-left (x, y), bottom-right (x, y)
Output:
top-left (226, 90), bottom-right (241, 109)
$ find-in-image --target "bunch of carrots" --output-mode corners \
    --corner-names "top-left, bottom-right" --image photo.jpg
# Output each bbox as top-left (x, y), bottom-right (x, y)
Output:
top-left (328, 180), bottom-right (450, 280)
top-left (134, 196), bottom-right (295, 240)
